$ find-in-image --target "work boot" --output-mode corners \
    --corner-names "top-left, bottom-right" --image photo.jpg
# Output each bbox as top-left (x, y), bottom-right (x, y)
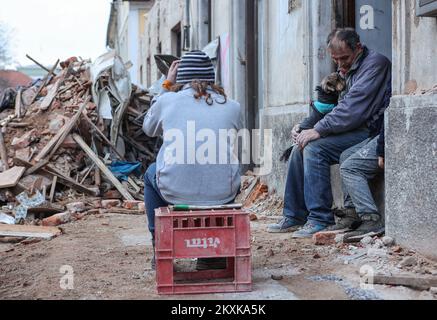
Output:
top-left (343, 214), bottom-right (385, 243)
top-left (196, 258), bottom-right (227, 271)
top-left (325, 208), bottom-right (361, 232)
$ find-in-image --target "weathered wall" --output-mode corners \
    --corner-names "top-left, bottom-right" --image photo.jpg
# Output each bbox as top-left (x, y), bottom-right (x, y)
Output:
top-left (393, 0), bottom-right (437, 95)
top-left (386, 1), bottom-right (437, 260)
top-left (385, 95), bottom-right (437, 260)
top-left (260, 0), bottom-right (334, 193)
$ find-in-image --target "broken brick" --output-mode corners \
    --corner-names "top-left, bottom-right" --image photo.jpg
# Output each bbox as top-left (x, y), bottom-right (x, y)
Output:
top-left (138, 202), bottom-right (145, 213)
top-left (313, 232), bottom-right (337, 246)
top-left (42, 212), bottom-right (71, 227)
top-left (249, 213), bottom-right (258, 221)
top-left (123, 200), bottom-right (142, 210)
top-left (11, 129), bottom-right (37, 150)
top-left (102, 199), bottom-right (122, 209)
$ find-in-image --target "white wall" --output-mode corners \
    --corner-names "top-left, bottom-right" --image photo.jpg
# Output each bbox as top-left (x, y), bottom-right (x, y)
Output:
top-left (393, 0), bottom-right (437, 95)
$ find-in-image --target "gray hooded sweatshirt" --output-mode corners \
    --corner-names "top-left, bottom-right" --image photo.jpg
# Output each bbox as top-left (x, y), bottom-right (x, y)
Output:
top-left (143, 87), bottom-right (243, 205)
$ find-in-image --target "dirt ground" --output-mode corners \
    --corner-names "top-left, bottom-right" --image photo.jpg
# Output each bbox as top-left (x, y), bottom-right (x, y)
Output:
top-left (0, 211), bottom-right (435, 300)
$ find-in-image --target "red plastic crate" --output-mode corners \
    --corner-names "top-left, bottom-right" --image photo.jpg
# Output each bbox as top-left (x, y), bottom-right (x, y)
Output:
top-left (155, 207), bottom-right (252, 295)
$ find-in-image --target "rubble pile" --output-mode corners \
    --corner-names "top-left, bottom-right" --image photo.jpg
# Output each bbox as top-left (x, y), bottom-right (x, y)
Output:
top-left (0, 54), bottom-right (156, 237)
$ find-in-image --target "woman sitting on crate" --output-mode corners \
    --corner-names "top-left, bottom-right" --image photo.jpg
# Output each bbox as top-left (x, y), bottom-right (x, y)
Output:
top-left (142, 50), bottom-right (243, 270)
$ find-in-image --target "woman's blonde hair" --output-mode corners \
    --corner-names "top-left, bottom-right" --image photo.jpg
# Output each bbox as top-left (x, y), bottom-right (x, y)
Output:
top-left (170, 80), bottom-right (227, 106)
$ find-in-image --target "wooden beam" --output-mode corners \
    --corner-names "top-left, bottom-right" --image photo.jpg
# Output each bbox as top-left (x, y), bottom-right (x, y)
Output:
top-left (0, 224), bottom-right (61, 240)
top-left (0, 130), bottom-right (9, 170)
top-left (73, 134), bottom-right (134, 201)
top-left (15, 89), bottom-right (22, 118)
top-left (29, 59), bottom-right (60, 106)
top-left (24, 159), bottom-right (49, 176)
top-left (26, 54), bottom-right (57, 76)
top-left (49, 176), bottom-right (58, 203)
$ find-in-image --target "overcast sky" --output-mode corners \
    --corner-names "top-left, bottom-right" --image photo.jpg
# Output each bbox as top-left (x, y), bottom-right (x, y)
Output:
top-left (0, 0), bottom-right (112, 67)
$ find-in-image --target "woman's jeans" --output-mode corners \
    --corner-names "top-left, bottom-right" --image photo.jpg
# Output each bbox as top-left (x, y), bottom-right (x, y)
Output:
top-left (144, 163), bottom-right (169, 237)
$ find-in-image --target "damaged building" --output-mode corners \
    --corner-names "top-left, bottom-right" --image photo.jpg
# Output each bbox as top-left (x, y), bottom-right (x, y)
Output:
top-left (106, 0), bottom-right (436, 260)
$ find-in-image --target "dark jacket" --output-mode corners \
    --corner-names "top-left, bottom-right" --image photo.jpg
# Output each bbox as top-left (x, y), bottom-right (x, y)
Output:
top-left (314, 47), bottom-right (392, 141)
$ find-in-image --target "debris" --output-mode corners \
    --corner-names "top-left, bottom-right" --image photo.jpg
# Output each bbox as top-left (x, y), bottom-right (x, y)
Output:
top-left (313, 231), bottom-right (337, 246)
top-left (369, 274), bottom-right (437, 291)
top-left (13, 191), bottom-right (46, 222)
top-left (102, 199), bottom-right (122, 209)
top-left (367, 248), bottom-right (387, 258)
top-left (360, 236), bottom-right (373, 246)
top-left (0, 52), bottom-right (156, 233)
top-left (0, 212), bottom-right (15, 225)
top-left (249, 213), bottom-right (258, 221)
top-left (66, 202), bottom-right (86, 213)
top-left (398, 256), bottom-right (417, 268)
top-left (0, 224), bottom-right (62, 240)
top-left (73, 134), bottom-right (134, 201)
top-left (0, 166), bottom-right (26, 188)
top-left (266, 249), bottom-right (274, 258)
top-left (42, 211), bottom-right (72, 227)
top-left (271, 275), bottom-right (283, 281)
top-left (0, 130), bottom-right (9, 170)
top-left (313, 253), bottom-right (321, 259)
top-left (382, 236), bottom-right (394, 247)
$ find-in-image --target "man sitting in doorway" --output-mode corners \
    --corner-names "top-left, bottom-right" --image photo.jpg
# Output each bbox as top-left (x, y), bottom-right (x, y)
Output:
top-left (267, 28), bottom-right (392, 238)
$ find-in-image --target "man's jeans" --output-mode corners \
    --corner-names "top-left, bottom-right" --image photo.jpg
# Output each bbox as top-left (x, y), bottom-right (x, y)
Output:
top-left (340, 136), bottom-right (381, 216)
top-left (144, 163), bottom-right (169, 236)
top-left (283, 128), bottom-right (369, 226)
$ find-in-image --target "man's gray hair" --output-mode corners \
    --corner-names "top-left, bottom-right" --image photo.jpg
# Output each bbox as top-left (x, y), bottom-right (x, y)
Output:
top-left (327, 28), bottom-right (361, 51)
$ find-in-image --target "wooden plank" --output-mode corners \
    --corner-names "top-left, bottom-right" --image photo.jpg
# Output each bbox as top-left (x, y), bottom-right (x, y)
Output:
top-left (0, 224), bottom-right (61, 240)
top-left (15, 89), bottom-right (22, 118)
top-left (371, 274), bottom-right (437, 290)
top-left (24, 159), bottom-right (49, 176)
top-left (29, 59), bottom-right (60, 106)
top-left (13, 158), bottom-right (98, 196)
top-left (73, 134), bottom-right (134, 201)
top-left (26, 54), bottom-right (57, 76)
top-left (0, 130), bottom-right (9, 170)
top-left (0, 167), bottom-right (26, 188)
top-left (39, 79), bottom-right (60, 111)
top-left (49, 176), bottom-right (57, 203)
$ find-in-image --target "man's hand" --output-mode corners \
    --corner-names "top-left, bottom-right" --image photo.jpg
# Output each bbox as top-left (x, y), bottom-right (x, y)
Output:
top-left (297, 129), bottom-right (321, 149)
top-left (291, 124), bottom-right (301, 144)
top-left (378, 157), bottom-right (385, 169)
top-left (167, 60), bottom-right (181, 84)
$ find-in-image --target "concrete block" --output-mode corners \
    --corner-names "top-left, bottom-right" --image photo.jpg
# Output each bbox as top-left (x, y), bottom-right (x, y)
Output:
top-left (386, 95), bottom-right (437, 260)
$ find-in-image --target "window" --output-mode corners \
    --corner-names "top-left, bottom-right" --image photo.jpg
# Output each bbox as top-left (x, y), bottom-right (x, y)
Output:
top-left (416, 0), bottom-right (437, 17)
top-left (171, 23), bottom-right (182, 57)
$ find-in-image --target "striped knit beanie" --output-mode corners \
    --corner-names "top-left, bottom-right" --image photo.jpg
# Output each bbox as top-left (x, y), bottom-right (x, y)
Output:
top-left (176, 50), bottom-right (215, 85)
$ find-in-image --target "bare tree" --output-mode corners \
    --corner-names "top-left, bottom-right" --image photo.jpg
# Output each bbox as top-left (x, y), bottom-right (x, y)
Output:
top-left (0, 22), bottom-right (13, 70)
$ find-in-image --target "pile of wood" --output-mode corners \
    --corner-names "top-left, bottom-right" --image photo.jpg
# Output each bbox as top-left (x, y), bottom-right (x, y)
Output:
top-left (0, 55), bottom-right (157, 234)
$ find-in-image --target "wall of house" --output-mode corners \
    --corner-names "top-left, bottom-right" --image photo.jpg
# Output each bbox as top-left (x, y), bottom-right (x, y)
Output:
top-left (392, 0), bottom-right (437, 95)
top-left (386, 1), bottom-right (437, 260)
top-left (261, 0), bottom-right (334, 194)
